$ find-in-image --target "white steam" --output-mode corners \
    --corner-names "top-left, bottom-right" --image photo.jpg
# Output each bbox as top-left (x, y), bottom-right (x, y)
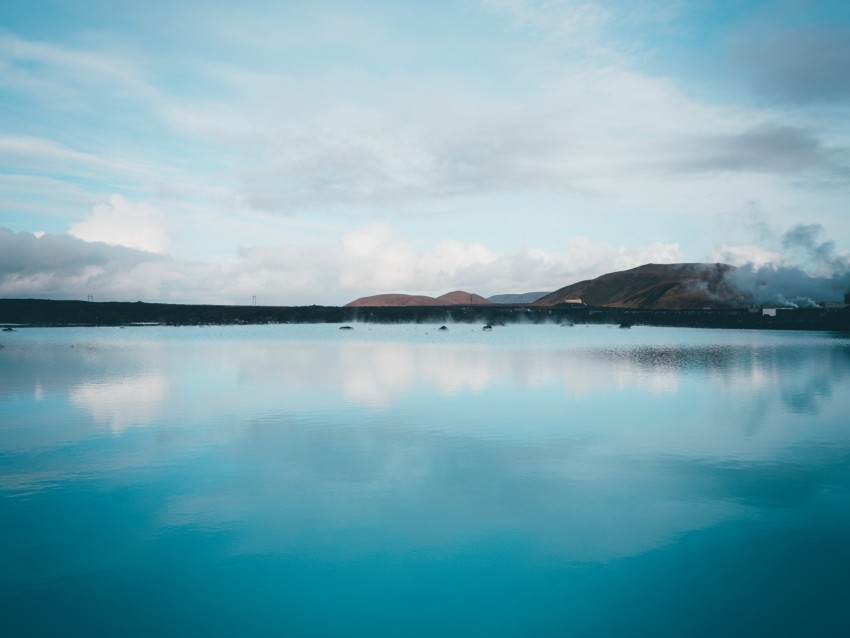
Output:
top-left (726, 224), bottom-right (850, 307)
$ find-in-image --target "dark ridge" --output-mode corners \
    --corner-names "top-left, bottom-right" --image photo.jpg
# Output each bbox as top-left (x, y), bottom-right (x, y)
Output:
top-left (1, 298), bottom-right (847, 331)
top-left (534, 263), bottom-right (743, 309)
top-left (488, 292), bottom-right (551, 304)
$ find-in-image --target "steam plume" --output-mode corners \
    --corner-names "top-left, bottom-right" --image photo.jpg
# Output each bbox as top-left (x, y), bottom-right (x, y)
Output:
top-left (727, 224), bottom-right (850, 307)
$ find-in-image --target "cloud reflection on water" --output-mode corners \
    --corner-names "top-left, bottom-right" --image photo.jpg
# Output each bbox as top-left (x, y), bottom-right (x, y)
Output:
top-left (69, 374), bottom-right (168, 433)
top-left (2, 326), bottom-right (850, 563)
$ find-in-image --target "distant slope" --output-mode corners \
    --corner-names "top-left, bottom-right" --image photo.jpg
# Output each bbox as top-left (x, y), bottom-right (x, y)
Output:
top-left (345, 290), bottom-right (491, 307)
top-left (345, 264), bottom-right (745, 309)
top-left (344, 294), bottom-right (442, 307)
top-left (533, 263), bottom-right (742, 309)
top-left (435, 291), bottom-right (493, 305)
top-left (488, 292), bottom-right (551, 304)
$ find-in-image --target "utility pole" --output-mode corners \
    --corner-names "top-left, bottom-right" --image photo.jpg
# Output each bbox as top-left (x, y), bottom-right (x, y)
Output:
top-left (252, 295), bottom-right (257, 307)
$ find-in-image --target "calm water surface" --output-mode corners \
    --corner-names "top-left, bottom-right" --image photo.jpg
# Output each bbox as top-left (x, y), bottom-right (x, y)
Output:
top-left (2, 324), bottom-right (849, 636)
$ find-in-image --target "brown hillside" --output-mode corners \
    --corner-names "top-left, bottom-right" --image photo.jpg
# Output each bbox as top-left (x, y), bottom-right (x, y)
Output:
top-left (344, 294), bottom-right (443, 307)
top-left (345, 290), bottom-right (493, 307)
top-left (533, 263), bottom-right (743, 309)
top-left (435, 291), bottom-right (493, 305)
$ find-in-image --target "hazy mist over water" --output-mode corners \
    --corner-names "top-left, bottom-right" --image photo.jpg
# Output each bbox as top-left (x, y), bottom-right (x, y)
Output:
top-left (2, 325), bottom-right (850, 636)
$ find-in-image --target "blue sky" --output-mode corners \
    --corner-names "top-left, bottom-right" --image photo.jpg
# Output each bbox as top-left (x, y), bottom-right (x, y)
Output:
top-left (1, 0), bottom-right (849, 304)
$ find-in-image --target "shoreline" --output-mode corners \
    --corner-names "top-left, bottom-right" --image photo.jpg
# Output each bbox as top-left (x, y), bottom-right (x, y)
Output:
top-left (1, 298), bottom-right (848, 332)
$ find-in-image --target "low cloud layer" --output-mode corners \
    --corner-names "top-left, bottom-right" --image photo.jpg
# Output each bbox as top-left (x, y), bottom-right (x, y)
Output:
top-left (6, 218), bottom-right (849, 307)
top-left (339, 223), bottom-right (682, 296)
top-left (0, 224), bottom-right (683, 305)
top-left (0, 227), bottom-right (166, 300)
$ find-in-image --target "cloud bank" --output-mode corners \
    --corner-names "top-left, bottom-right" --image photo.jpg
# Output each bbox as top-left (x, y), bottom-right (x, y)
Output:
top-left (0, 222), bottom-right (683, 305)
top-left (0, 227), bottom-right (167, 300)
top-left (5, 215), bottom-right (849, 307)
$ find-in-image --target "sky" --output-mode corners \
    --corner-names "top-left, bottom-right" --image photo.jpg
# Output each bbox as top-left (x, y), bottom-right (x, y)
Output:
top-left (1, 0), bottom-right (849, 305)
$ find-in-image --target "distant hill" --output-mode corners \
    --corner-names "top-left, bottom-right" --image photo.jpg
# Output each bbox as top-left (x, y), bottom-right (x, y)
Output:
top-left (435, 291), bottom-right (492, 305)
top-left (533, 263), bottom-right (742, 309)
top-left (488, 292), bottom-right (551, 304)
top-left (345, 290), bottom-right (492, 307)
top-left (344, 294), bottom-right (442, 307)
top-left (344, 265), bottom-right (747, 309)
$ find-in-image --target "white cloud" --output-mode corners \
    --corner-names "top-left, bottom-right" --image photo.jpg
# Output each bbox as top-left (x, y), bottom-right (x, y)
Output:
top-left (69, 195), bottom-right (170, 254)
top-left (337, 222), bottom-right (681, 297)
top-left (340, 223), bottom-right (418, 291)
top-left (708, 244), bottom-right (782, 268)
top-left (2, 223), bottom-right (684, 304)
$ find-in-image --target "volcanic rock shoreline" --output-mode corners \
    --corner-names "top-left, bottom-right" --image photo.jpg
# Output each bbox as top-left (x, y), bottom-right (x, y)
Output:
top-left (1, 298), bottom-right (847, 331)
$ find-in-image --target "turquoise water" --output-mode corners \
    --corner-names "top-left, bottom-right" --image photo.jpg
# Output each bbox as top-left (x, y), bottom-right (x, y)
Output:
top-left (2, 324), bottom-right (849, 637)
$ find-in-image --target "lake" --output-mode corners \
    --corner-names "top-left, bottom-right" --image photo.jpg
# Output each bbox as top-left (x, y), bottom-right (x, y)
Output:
top-left (2, 324), bottom-right (849, 637)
